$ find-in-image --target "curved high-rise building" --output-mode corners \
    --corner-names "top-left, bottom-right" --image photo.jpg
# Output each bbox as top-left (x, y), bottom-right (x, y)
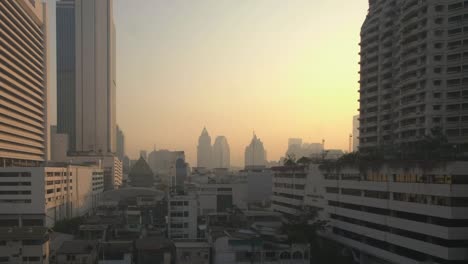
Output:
top-left (359, 0), bottom-right (468, 151)
top-left (0, 0), bottom-right (49, 166)
top-left (213, 136), bottom-right (230, 168)
top-left (197, 127), bottom-right (212, 168)
top-left (244, 134), bottom-right (266, 167)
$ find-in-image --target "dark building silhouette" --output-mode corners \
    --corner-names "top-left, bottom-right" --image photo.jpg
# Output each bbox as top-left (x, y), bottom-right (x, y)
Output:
top-left (128, 157), bottom-right (154, 187)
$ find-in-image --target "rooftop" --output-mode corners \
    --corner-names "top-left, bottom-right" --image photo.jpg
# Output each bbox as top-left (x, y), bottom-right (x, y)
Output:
top-left (135, 237), bottom-right (174, 251)
top-left (174, 241), bottom-right (211, 248)
top-left (57, 240), bottom-right (97, 255)
top-left (79, 224), bottom-right (108, 231)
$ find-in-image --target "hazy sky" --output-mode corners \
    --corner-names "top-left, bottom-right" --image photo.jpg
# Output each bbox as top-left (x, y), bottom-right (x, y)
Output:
top-left (114, 0), bottom-right (368, 166)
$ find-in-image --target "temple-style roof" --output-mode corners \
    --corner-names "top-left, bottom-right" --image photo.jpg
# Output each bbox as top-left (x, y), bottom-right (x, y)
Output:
top-left (128, 157), bottom-right (154, 187)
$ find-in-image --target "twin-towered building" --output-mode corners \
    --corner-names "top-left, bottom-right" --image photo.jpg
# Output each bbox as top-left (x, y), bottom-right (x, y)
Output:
top-left (197, 128), bottom-right (231, 169)
top-left (197, 128), bottom-right (268, 169)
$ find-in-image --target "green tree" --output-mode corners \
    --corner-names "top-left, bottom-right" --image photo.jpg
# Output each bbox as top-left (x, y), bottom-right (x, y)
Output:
top-left (283, 211), bottom-right (354, 264)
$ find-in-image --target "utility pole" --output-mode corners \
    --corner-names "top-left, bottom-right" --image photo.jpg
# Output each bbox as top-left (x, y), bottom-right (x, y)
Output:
top-left (349, 134), bottom-right (353, 153)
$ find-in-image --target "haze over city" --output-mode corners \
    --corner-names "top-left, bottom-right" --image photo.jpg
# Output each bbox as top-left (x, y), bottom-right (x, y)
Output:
top-left (111, 0), bottom-right (368, 166)
top-left (3, 0), bottom-right (468, 263)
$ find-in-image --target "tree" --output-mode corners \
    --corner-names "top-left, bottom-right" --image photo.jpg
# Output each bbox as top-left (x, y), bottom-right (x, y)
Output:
top-left (283, 209), bottom-right (354, 264)
top-left (52, 217), bottom-right (84, 235)
top-left (283, 154), bottom-right (297, 167)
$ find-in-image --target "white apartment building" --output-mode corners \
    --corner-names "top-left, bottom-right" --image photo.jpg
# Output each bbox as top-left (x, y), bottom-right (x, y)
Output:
top-left (0, 164), bottom-right (104, 228)
top-left (313, 161), bottom-right (468, 264)
top-left (63, 155), bottom-right (122, 191)
top-left (271, 165), bottom-right (308, 219)
top-left (0, 227), bottom-right (50, 264)
top-left (359, 0), bottom-right (468, 149)
top-left (168, 194), bottom-right (198, 239)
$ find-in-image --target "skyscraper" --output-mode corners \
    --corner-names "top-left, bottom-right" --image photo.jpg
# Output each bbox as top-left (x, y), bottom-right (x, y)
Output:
top-left (352, 115), bottom-right (359, 152)
top-left (56, 0), bottom-right (116, 154)
top-left (359, 0), bottom-right (468, 151)
top-left (116, 125), bottom-right (125, 161)
top-left (244, 134), bottom-right (267, 167)
top-left (56, 0), bottom-right (76, 152)
top-left (0, 0), bottom-right (50, 166)
top-left (212, 136), bottom-right (230, 168)
top-left (197, 127), bottom-right (212, 168)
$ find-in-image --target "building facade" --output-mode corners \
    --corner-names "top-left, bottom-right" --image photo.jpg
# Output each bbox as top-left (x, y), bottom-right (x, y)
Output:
top-left (0, 227), bottom-right (50, 264)
top-left (353, 115), bottom-right (360, 152)
top-left (0, 164), bottom-right (104, 228)
top-left (313, 161), bottom-right (468, 264)
top-left (197, 127), bottom-right (212, 168)
top-left (116, 125), bottom-right (125, 161)
top-left (56, 0), bottom-right (116, 154)
top-left (271, 166), bottom-right (308, 218)
top-left (50, 125), bottom-right (69, 162)
top-left (168, 194), bottom-right (198, 240)
top-left (359, 0), bottom-right (468, 150)
top-left (0, 0), bottom-right (50, 166)
top-left (212, 136), bottom-right (230, 169)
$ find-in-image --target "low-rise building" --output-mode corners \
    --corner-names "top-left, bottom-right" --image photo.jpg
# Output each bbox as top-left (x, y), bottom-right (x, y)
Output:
top-left (271, 165), bottom-right (308, 220)
top-left (0, 164), bottom-right (104, 227)
top-left (56, 240), bottom-right (98, 264)
top-left (68, 155), bottom-right (122, 191)
top-left (211, 229), bottom-right (309, 264)
top-left (135, 237), bottom-right (175, 264)
top-left (174, 241), bottom-right (211, 264)
top-left (98, 241), bottom-right (133, 264)
top-left (237, 168), bottom-right (273, 207)
top-left (311, 161), bottom-right (468, 264)
top-left (0, 227), bottom-right (50, 264)
top-left (168, 194), bottom-right (198, 239)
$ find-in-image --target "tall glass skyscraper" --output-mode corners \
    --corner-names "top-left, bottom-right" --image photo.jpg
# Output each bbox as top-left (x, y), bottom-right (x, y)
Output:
top-left (56, 0), bottom-right (116, 155)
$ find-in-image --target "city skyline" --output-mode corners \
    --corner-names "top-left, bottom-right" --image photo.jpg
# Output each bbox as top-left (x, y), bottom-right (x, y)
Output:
top-left (107, 0), bottom-right (368, 166)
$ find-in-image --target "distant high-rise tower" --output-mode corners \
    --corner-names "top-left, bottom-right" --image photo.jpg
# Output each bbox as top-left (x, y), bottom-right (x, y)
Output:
top-left (140, 150), bottom-right (147, 161)
top-left (353, 115), bottom-right (359, 152)
top-left (197, 127), bottom-right (212, 168)
top-left (245, 134), bottom-right (267, 167)
top-left (0, 0), bottom-right (51, 166)
top-left (213, 136), bottom-right (230, 168)
top-left (56, 0), bottom-right (116, 154)
top-left (116, 126), bottom-right (125, 161)
top-left (359, 0), bottom-right (468, 151)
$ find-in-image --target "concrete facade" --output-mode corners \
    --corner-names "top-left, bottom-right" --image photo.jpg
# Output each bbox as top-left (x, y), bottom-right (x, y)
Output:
top-left (0, 0), bottom-right (50, 166)
top-left (0, 164), bottom-right (104, 228)
top-left (307, 161), bottom-right (468, 264)
top-left (56, 0), bottom-right (116, 154)
top-left (359, 0), bottom-right (468, 149)
top-left (168, 194), bottom-right (198, 240)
